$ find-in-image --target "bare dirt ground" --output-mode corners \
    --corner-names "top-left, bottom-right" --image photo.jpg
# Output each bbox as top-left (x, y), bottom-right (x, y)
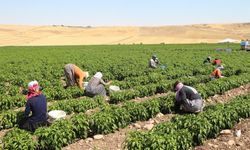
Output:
top-left (1, 23), bottom-right (250, 46)
top-left (63, 83), bottom-right (250, 150)
top-left (195, 118), bottom-right (250, 150)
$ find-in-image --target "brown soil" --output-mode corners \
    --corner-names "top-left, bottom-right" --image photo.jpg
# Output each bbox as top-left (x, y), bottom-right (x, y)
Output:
top-left (0, 129), bottom-right (10, 146)
top-left (205, 84), bottom-right (250, 105)
top-left (63, 83), bottom-right (250, 150)
top-left (131, 92), bottom-right (170, 103)
top-left (63, 114), bottom-right (175, 150)
top-left (195, 118), bottom-right (250, 150)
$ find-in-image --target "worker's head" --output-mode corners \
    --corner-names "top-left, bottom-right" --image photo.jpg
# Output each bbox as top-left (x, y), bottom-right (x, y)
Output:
top-left (207, 56), bottom-right (211, 60)
top-left (85, 72), bottom-right (89, 79)
top-left (94, 72), bottom-right (103, 79)
top-left (152, 55), bottom-right (157, 59)
top-left (28, 80), bottom-right (40, 93)
top-left (173, 81), bottom-right (183, 92)
top-left (216, 65), bottom-right (224, 70)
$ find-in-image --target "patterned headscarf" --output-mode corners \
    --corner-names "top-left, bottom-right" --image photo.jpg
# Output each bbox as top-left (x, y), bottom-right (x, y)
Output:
top-left (26, 80), bottom-right (42, 100)
top-left (175, 82), bottom-right (184, 101)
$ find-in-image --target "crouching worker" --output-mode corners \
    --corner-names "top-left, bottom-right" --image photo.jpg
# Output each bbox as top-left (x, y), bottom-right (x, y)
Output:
top-left (64, 64), bottom-right (89, 90)
top-left (210, 65), bottom-right (224, 80)
top-left (173, 81), bottom-right (204, 113)
top-left (19, 81), bottom-right (47, 132)
top-left (85, 72), bottom-right (112, 99)
top-left (149, 55), bottom-right (160, 68)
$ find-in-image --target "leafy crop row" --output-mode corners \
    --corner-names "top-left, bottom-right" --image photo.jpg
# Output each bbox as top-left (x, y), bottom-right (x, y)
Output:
top-left (2, 74), bottom-right (250, 149)
top-left (109, 71), bottom-right (244, 103)
top-left (0, 97), bottom-right (103, 131)
top-left (1, 72), bottom-right (249, 132)
top-left (125, 94), bottom-right (250, 150)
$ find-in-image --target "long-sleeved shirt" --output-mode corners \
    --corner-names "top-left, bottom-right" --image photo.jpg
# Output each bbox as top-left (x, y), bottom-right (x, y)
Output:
top-left (149, 58), bottom-right (159, 68)
top-left (86, 77), bottom-right (107, 91)
top-left (25, 94), bottom-right (47, 122)
top-left (245, 41), bottom-right (249, 48)
top-left (73, 65), bottom-right (87, 89)
top-left (211, 69), bottom-right (222, 78)
top-left (240, 41), bottom-right (245, 46)
top-left (212, 59), bottom-right (221, 66)
top-left (176, 86), bottom-right (201, 105)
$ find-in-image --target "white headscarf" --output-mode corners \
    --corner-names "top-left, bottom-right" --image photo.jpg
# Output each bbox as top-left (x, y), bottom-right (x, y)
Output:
top-left (28, 80), bottom-right (39, 90)
top-left (216, 65), bottom-right (224, 70)
top-left (94, 72), bottom-right (103, 79)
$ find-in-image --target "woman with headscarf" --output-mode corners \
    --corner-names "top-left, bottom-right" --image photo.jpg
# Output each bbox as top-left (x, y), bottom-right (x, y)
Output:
top-left (210, 65), bottom-right (224, 80)
top-left (149, 54), bottom-right (160, 68)
top-left (212, 58), bottom-right (221, 66)
top-left (85, 72), bottom-right (112, 98)
top-left (19, 80), bottom-right (47, 132)
top-left (173, 81), bottom-right (204, 113)
top-left (64, 64), bottom-right (89, 90)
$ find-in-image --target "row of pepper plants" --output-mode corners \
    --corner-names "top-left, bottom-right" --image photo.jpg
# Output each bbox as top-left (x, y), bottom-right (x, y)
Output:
top-left (0, 96), bottom-right (104, 131)
top-left (125, 94), bottom-right (250, 150)
top-left (109, 68), bottom-right (248, 103)
top-left (1, 70), bottom-right (250, 132)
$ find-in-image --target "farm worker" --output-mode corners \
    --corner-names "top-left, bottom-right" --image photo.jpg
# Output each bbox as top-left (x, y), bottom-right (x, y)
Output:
top-left (210, 65), bottom-right (224, 80)
top-left (245, 39), bottom-right (249, 50)
top-left (64, 64), bottom-right (89, 90)
top-left (212, 58), bottom-right (221, 66)
top-left (19, 80), bottom-right (47, 132)
top-left (240, 39), bottom-right (245, 50)
top-left (173, 81), bottom-right (204, 113)
top-left (149, 54), bottom-right (160, 68)
top-left (85, 72), bottom-right (112, 99)
top-left (203, 56), bottom-right (211, 64)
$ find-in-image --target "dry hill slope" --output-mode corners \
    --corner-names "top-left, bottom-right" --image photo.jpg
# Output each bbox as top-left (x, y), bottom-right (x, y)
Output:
top-left (0, 23), bottom-right (250, 46)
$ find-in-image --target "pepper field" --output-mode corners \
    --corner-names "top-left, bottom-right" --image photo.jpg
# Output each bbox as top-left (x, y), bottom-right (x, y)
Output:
top-left (0, 44), bottom-right (250, 149)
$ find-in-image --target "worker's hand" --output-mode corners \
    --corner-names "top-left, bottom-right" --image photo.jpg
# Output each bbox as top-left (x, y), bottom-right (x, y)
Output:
top-left (21, 89), bottom-right (28, 95)
top-left (19, 87), bottom-right (24, 93)
top-left (107, 81), bottom-right (112, 85)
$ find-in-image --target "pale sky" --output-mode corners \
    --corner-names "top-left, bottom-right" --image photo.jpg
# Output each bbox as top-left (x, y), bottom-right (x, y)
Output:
top-left (0, 0), bottom-right (250, 26)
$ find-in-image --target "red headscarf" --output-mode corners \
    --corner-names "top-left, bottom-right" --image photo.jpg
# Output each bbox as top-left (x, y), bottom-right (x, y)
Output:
top-left (26, 80), bottom-right (42, 100)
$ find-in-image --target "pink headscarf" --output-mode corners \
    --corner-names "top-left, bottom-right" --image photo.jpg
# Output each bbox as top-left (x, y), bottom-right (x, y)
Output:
top-left (26, 80), bottom-right (42, 100)
top-left (175, 82), bottom-right (184, 101)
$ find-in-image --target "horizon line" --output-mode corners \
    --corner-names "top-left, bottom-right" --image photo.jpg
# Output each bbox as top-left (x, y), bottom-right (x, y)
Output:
top-left (1, 22), bottom-right (250, 28)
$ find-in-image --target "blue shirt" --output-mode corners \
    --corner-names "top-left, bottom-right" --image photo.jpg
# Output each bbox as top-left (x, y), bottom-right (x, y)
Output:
top-left (25, 94), bottom-right (47, 122)
top-left (240, 41), bottom-right (245, 46)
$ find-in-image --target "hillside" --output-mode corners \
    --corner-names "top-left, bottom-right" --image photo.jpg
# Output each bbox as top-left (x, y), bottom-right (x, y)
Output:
top-left (0, 23), bottom-right (250, 46)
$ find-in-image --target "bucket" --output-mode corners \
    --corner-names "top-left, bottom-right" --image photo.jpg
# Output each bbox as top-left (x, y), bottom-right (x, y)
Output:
top-left (160, 65), bottom-right (166, 69)
top-left (109, 85), bottom-right (120, 93)
top-left (48, 110), bottom-right (66, 123)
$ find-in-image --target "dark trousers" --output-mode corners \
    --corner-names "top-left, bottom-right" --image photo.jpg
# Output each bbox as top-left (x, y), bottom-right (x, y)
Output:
top-left (19, 117), bottom-right (47, 132)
